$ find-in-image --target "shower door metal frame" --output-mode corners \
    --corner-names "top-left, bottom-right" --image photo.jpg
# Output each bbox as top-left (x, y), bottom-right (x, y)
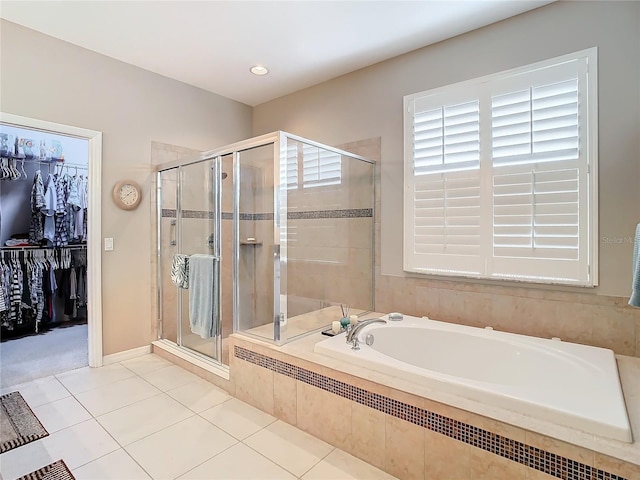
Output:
top-left (156, 156), bottom-right (223, 364)
top-left (211, 156), bottom-right (224, 361)
top-left (156, 131), bottom-right (376, 353)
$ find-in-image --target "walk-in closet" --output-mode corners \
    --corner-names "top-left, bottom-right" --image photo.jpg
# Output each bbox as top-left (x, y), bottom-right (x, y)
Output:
top-left (0, 123), bottom-right (89, 387)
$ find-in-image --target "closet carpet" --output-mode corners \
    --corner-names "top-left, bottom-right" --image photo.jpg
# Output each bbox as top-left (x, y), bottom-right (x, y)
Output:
top-left (1, 324), bottom-right (88, 389)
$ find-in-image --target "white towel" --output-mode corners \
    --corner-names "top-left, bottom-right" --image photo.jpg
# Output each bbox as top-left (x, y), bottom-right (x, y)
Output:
top-left (629, 223), bottom-right (640, 308)
top-left (188, 254), bottom-right (218, 339)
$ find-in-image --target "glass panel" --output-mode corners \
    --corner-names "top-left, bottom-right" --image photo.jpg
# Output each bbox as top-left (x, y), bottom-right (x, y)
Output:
top-left (236, 144), bottom-right (275, 341)
top-left (159, 168), bottom-right (178, 343)
top-left (178, 159), bottom-right (218, 359)
top-left (284, 138), bottom-right (374, 340)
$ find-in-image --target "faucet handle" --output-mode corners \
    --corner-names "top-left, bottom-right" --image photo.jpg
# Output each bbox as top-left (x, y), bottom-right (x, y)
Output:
top-left (345, 324), bottom-right (353, 343)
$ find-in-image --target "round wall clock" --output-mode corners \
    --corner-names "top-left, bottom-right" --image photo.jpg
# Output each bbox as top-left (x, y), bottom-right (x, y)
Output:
top-left (112, 180), bottom-right (142, 210)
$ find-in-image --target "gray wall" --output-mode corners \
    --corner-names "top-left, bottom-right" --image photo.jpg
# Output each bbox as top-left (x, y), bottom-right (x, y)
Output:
top-left (253, 0), bottom-right (640, 298)
top-left (0, 19), bottom-right (253, 354)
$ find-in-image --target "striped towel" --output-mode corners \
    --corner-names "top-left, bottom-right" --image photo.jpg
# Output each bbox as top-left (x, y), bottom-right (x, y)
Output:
top-left (171, 254), bottom-right (189, 289)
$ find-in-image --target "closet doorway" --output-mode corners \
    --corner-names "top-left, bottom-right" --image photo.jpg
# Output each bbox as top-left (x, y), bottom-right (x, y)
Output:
top-left (0, 113), bottom-right (102, 389)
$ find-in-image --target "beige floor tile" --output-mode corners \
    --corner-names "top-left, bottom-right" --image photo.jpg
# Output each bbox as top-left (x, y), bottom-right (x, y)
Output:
top-left (302, 449), bottom-right (398, 480)
top-left (0, 438), bottom-right (53, 480)
top-left (139, 365), bottom-right (200, 392)
top-left (2, 376), bottom-right (70, 407)
top-left (200, 398), bottom-right (276, 440)
top-left (126, 416), bottom-right (237, 480)
top-left (165, 378), bottom-right (231, 413)
top-left (75, 376), bottom-right (161, 416)
top-left (41, 419), bottom-right (120, 470)
top-left (177, 443), bottom-right (296, 480)
top-left (56, 364), bottom-right (135, 395)
top-left (72, 448), bottom-right (152, 480)
top-left (120, 354), bottom-right (172, 376)
top-left (96, 393), bottom-right (194, 446)
top-left (31, 396), bottom-right (92, 433)
top-left (244, 420), bottom-right (333, 477)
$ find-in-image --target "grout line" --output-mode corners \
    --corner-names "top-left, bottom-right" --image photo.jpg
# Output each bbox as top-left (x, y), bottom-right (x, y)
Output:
top-left (240, 435), bottom-right (308, 479)
top-left (176, 441), bottom-right (240, 479)
top-left (296, 446), bottom-right (336, 479)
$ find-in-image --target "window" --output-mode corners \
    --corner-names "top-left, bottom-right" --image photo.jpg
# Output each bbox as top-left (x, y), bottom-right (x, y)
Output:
top-left (283, 141), bottom-right (342, 190)
top-left (403, 49), bottom-right (597, 286)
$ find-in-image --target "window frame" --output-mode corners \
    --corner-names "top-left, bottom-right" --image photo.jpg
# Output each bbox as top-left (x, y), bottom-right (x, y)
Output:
top-left (403, 48), bottom-right (598, 287)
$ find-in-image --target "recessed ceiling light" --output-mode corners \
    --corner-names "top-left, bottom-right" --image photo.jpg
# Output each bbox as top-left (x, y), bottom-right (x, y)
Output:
top-left (250, 65), bottom-right (269, 76)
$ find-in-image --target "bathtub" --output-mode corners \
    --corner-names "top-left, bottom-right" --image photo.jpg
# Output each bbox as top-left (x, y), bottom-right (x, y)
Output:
top-left (313, 314), bottom-right (633, 443)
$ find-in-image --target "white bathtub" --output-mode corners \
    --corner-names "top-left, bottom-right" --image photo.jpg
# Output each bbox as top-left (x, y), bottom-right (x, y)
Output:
top-left (314, 314), bottom-right (633, 443)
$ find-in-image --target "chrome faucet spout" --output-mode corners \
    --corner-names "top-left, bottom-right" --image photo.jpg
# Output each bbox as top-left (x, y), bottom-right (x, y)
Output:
top-left (346, 318), bottom-right (387, 349)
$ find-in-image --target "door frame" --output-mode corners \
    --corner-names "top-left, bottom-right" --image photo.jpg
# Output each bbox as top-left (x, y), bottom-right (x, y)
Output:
top-left (1, 112), bottom-right (103, 367)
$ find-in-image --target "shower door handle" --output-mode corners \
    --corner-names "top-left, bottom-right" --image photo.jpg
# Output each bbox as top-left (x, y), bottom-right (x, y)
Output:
top-left (170, 220), bottom-right (177, 246)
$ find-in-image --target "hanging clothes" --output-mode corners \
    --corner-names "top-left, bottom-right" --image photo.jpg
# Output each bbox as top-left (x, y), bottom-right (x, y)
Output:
top-left (53, 173), bottom-right (68, 247)
top-left (28, 170), bottom-right (45, 244)
top-left (0, 247), bottom-right (88, 332)
top-left (42, 174), bottom-right (57, 244)
top-left (79, 175), bottom-right (88, 242)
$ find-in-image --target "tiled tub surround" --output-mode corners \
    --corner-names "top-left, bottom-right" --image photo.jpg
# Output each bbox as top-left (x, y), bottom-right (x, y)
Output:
top-left (227, 330), bottom-right (640, 480)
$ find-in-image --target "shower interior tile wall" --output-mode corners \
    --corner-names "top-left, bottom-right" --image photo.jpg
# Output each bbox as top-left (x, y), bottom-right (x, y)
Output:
top-left (286, 144), bottom-right (374, 317)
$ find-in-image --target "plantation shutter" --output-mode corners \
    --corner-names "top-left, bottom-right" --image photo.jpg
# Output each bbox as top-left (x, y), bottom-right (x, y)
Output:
top-left (489, 69), bottom-right (588, 283)
top-left (302, 144), bottom-right (342, 188)
top-left (405, 98), bottom-right (484, 275)
top-left (284, 141), bottom-right (299, 190)
top-left (404, 50), bottom-right (596, 285)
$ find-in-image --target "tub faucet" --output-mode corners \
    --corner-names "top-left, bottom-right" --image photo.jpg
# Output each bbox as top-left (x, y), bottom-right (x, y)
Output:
top-left (346, 318), bottom-right (387, 350)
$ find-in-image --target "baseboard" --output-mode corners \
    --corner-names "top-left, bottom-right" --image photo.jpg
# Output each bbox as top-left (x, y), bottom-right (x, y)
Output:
top-left (102, 345), bottom-right (152, 365)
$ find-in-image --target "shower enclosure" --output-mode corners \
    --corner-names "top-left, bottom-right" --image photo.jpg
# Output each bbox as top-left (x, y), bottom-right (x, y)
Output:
top-left (156, 132), bottom-right (375, 370)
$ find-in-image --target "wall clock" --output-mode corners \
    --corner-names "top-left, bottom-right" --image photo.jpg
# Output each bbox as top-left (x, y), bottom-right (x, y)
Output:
top-left (112, 180), bottom-right (142, 210)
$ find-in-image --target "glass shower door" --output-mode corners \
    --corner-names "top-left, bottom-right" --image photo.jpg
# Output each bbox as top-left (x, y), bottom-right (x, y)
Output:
top-left (178, 158), bottom-right (221, 360)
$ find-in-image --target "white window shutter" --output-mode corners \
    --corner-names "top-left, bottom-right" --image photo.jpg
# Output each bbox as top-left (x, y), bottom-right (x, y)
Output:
top-left (284, 141), bottom-right (299, 190)
top-left (404, 49), bottom-right (596, 286)
top-left (405, 99), bottom-right (484, 276)
top-left (302, 144), bottom-right (341, 188)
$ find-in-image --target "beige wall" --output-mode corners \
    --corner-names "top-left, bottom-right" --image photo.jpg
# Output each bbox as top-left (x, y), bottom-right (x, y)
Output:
top-left (253, 1), bottom-right (640, 357)
top-left (253, 1), bottom-right (640, 299)
top-left (0, 20), bottom-right (253, 355)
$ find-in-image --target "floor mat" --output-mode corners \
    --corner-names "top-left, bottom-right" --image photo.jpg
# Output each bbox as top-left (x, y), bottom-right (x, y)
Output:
top-left (0, 391), bottom-right (49, 453)
top-left (16, 460), bottom-right (75, 480)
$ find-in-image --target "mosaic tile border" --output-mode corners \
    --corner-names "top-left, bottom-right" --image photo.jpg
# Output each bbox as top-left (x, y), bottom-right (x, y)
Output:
top-left (161, 208), bottom-right (372, 220)
top-left (233, 345), bottom-right (628, 480)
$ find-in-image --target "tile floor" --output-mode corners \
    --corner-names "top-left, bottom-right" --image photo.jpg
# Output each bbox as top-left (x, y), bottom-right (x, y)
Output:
top-left (0, 354), bottom-right (397, 480)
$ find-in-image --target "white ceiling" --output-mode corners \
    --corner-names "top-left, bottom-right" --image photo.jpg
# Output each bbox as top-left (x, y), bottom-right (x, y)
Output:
top-left (0, 1), bottom-right (553, 106)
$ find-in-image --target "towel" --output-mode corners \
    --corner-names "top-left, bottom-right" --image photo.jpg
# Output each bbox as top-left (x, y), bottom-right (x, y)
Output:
top-left (629, 224), bottom-right (640, 307)
top-left (171, 254), bottom-right (189, 289)
top-left (188, 254), bottom-right (219, 339)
